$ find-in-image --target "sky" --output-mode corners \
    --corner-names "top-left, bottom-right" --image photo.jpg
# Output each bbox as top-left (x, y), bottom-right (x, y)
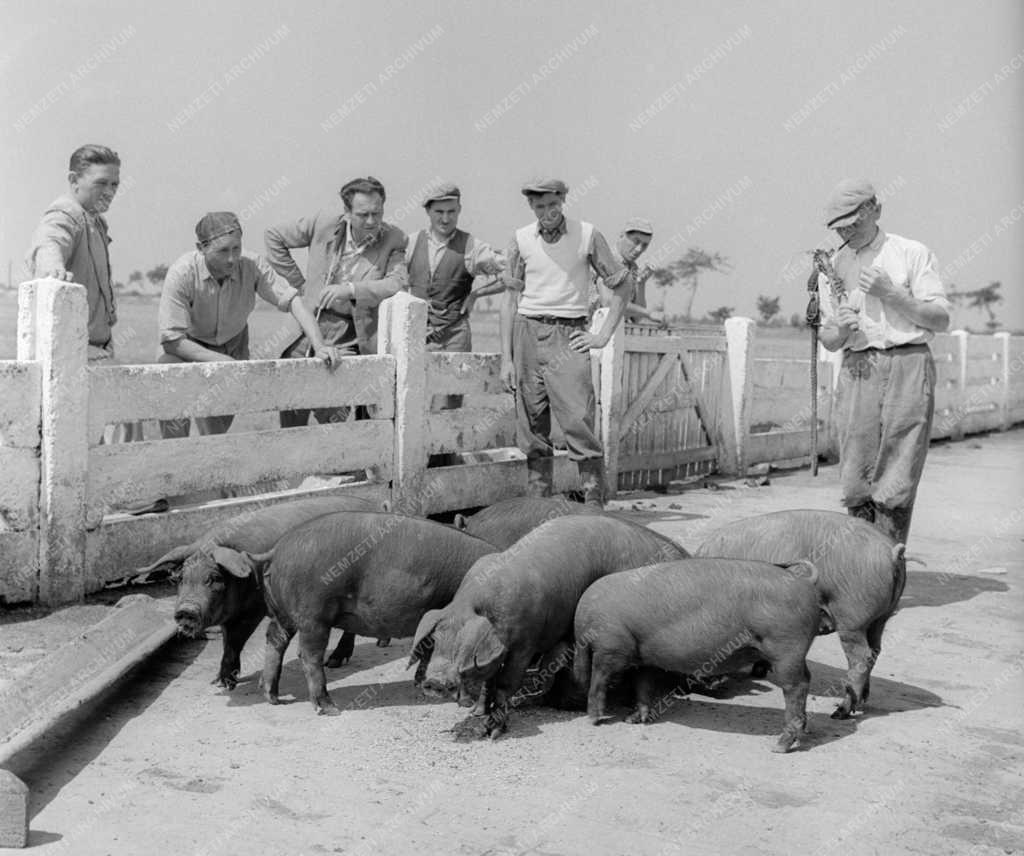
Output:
top-left (2, 0), bottom-right (1022, 328)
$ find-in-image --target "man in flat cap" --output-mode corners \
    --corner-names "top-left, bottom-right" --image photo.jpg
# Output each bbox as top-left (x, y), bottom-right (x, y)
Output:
top-left (817, 178), bottom-right (951, 544)
top-left (158, 212), bottom-right (334, 439)
top-left (265, 176), bottom-right (408, 427)
top-left (593, 218), bottom-right (663, 325)
top-left (405, 181), bottom-right (507, 412)
top-left (501, 178), bottom-right (633, 505)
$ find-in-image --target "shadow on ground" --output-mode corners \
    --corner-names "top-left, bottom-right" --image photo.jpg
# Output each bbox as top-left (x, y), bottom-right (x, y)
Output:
top-left (900, 571), bottom-right (1009, 609)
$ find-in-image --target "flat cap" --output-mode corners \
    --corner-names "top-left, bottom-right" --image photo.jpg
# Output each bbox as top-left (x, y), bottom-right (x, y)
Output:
top-left (423, 181), bottom-right (461, 207)
top-left (195, 211), bottom-right (241, 244)
top-left (521, 178), bottom-right (568, 196)
top-left (623, 217), bottom-right (654, 235)
top-left (824, 178), bottom-right (876, 228)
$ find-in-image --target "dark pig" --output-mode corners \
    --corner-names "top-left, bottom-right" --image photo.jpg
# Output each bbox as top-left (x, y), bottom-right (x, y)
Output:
top-left (241, 512), bottom-right (498, 715)
top-left (409, 515), bottom-right (689, 738)
top-left (454, 496), bottom-right (605, 550)
top-left (696, 509), bottom-right (906, 718)
top-left (169, 495), bottom-right (379, 688)
top-left (573, 558), bottom-right (834, 753)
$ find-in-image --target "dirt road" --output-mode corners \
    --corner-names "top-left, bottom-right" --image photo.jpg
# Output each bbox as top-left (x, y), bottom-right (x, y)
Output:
top-left (4, 431), bottom-right (1023, 856)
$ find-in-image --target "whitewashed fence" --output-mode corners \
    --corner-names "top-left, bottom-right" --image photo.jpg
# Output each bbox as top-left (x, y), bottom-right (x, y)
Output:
top-left (1, 281), bottom-right (1021, 606)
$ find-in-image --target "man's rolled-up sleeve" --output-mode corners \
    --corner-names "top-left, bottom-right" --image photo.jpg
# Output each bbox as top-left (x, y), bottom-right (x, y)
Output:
top-left (589, 229), bottom-right (632, 292)
top-left (254, 254), bottom-right (298, 311)
top-left (158, 264), bottom-right (193, 345)
top-left (911, 247), bottom-right (952, 312)
top-left (464, 236), bottom-right (506, 277)
top-left (264, 212), bottom-right (317, 290)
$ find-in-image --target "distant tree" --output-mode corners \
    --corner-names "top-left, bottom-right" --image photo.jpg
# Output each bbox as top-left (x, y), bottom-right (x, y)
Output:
top-left (649, 267), bottom-right (676, 311)
top-left (128, 270), bottom-right (143, 284)
top-left (756, 294), bottom-right (781, 325)
top-left (789, 312), bottom-right (805, 328)
top-left (708, 306), bottom-right (734, 324)
top-left (671, 248), bottom-right (732, 320)
top-left (146, 264), bottom-right (169, 285)
top-left (964, 281), bottom-right (1003, 331)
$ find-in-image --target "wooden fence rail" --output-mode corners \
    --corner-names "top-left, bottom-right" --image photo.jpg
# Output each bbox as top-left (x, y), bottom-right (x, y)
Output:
top-left (2, 280), bottom-right (1022, 605)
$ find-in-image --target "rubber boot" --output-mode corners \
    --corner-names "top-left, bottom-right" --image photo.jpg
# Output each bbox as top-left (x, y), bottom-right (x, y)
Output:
top-left (846, 501), bottom-right (875, 523)
top-left (874, 504), bottom-right (913, 545)
top-left (577, 458), bottom-right (606, 508)
top-left (526, 457), bottom-right (553, 498)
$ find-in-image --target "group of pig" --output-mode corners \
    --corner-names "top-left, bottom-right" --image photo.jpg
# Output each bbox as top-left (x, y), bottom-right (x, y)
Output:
top-left (141, 493), bottom-right (906, 753)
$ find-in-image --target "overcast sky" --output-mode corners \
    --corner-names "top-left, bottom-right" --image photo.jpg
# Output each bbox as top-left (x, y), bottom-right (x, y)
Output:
top-left (2, 0), bottom-right (1021, 327)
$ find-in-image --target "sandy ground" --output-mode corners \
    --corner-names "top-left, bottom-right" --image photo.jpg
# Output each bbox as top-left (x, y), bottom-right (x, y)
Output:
top-left (2, 430), bottom-right (1023, 856)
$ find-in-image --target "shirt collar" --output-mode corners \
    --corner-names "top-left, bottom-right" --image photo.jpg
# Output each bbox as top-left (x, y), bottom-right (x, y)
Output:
top-left (339, 217), bottom-right (384, 253)
top-left (426, 228), bottom-right (455, 248)
top-left (536, 216), bottom-right (568, 241)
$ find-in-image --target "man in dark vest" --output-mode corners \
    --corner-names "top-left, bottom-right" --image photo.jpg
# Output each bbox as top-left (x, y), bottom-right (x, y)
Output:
top-left (405, 181), bottom-right (506, 411)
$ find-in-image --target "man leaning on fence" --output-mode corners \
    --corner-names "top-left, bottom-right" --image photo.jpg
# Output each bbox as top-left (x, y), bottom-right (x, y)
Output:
top-left (264, 175), bottom-right (408, 428)
top-left (501, 178), bottom-right (632, 506)
top-left (157, 212), bottom-right (335, 440)
top-left (816, 178), bottom-right (951, 544)
top-left (593, 217), bottom-right (662, 326)
top-left (26, 143), bottom-right (143, 444)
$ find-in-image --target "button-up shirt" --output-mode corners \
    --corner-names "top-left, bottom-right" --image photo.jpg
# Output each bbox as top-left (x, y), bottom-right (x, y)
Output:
top-left (404, 229), bottom-right (505, 277)
top-left (159, 250), bottom-right (297, 346)
top-left (820, 230), bottom-right (951, 350)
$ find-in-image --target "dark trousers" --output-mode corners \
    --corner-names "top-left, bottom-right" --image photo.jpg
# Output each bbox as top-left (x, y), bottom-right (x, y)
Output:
top-left (512, 314), bottom-right (603, 462)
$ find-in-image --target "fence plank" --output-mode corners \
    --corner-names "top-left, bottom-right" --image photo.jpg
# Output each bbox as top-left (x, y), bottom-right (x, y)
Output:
top-left (0, 532), bottom-right (37, 604)
top-left (425, 408), bottom-right (517, 454)
top-left (619, 353), bottom-right (678, 437)
top-left (747, 429), bottom-right (813, 464)
top-left (0, 362), bottom-right (41, 448)
top-left (623, 334), bottom-right (725, 354)
top-left (418, 459), bottom-right (527, 515)
top-left (617, 446), bottom-right (717, 471)
top-left (425, 352), bottom-right (504, 395)
top-left (88, 356), bottom-right (396, 437)
top-left (86, 421), bottom-right (394, 513)
top-left (0, 448), bottom-right (40, 530)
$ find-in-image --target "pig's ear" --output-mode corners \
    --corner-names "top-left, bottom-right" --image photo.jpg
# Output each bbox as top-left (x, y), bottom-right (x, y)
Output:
top-left (455, 616), bottom-right (506, 676)
top-left (409, 609), bottom-right (443, 668)
top-left (453, 514), bottom-right (468, 531)
top-left (211, 546), bottom-right (255, 579)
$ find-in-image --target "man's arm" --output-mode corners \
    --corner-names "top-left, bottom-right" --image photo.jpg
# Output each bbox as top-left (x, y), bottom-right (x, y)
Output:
top-left (252, 254), bottom-right (334, 364)
top-left (352, 233), bottom-right (409, 306)
top-left (859, 262), bottom-right (949, 332)
top-left (27, 209), bottom-right (79, 280)
top-left (264, 212), bottom-right (318, 290)
top-left (571, 229), bottom-right (631, 350)
top-left (499, 284), bottom-right (519, 391)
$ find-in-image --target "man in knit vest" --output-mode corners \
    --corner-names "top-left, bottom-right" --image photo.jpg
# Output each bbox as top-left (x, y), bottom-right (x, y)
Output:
top-left (405, 181), bottom-right (506, 411)
top-left (501, 179), bottom-right (632, 505)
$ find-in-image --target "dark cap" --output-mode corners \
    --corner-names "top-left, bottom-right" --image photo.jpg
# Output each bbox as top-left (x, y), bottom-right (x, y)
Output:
top-left (195, 211), bottom-right (241, 244)
top-left (423, 181), bottom-right (461, 207)
top-left (824, 179), bottom-right (877, 228)
top-left (521, 178), bottom-right (569, 197)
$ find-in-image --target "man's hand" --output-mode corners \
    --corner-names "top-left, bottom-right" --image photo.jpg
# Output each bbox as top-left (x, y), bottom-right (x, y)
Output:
top-left (500, 358), bottom-right (516, 392)
top-left (836, 304), bottom-right (860, 332)
top-left (41, 267), bottom-right (74, 282)
top-left (317, 282), bottom-right (353, 312)
top-left (460, 291), bottom-right (478, 316)
top-left (858, 266), bottom-right (897, 299)
top-left (648, 310), bottom-right (667, 327)
top-left (312, 344), bottom-right (338, 367)
top-left (568, 330), bottom-right (606, 353)
top-left (500, 272), bottom-right (525, 293)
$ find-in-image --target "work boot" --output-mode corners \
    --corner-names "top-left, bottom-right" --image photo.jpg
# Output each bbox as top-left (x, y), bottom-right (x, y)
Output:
top-left (874, 505), bottom-right (913, 545)
top-left (526, 457), bottom-right (553, 498)
top-left (846, 501), bottom-right (875, 523)
top-left (577, 458), bottom-right (606, 508)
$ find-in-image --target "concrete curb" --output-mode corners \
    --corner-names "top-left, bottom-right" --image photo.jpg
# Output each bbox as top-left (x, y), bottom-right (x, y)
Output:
top-left (0, 594), bottom-right (178, 847)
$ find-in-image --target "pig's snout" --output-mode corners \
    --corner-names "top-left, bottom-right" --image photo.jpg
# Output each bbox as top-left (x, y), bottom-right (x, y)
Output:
top-left (174, 603), bottom-right (204, 638)
top-left (421, 671), bottom-right (461, 701)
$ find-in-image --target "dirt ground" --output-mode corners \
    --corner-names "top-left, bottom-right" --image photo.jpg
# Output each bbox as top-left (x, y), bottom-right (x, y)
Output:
top-left (2, 430), bottom-right (1022, 856)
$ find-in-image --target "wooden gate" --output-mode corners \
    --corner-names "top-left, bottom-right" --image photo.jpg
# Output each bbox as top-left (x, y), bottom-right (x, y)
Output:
top-left (603, 325), bottom-right (728, 492)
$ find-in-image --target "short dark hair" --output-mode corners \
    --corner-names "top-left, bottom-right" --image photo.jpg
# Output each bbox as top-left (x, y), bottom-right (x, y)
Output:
top-left (68, 144), bottom-right (120, 177)
top-left (340, 176), bottom-right (386, 210)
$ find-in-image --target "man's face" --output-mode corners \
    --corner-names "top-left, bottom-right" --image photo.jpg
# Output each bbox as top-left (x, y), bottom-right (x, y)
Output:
top-left (426, 200), bottom-right (460, 238)
top-left (618, 230), bottom-right (652, 263)
top-left (528, 193), bottom-right (565, 229)
top-left (348, 192), bottom-right (384, 243)
top-left (834, 200), bottom-right (880, 250)
top-left (70, 164), bottom-right (120, 214)
top-left (199, 232), bottom-right (243, 280)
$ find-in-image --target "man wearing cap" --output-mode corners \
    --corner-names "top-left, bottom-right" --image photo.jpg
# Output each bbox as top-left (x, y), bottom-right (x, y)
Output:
top-left (405, 181), bottom-right (507, 411)
top-left (265, 176), bottom-right (408, 428)
top-left (594, 218), bottom-right (663, 325)
top-left (501, 178), bottom-right (633, 505)
top-left (817, 178), bottom-right (951, 544)
top-left (158, 212), bottom-right (335, 439)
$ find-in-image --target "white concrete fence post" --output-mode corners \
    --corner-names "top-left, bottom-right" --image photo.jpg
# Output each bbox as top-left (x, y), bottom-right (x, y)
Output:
top-left (722, 317), bottom-right (755, 476)
top-left (379, 291), bottom-right (428, 512)
top-left (21, 280), bottom-right (89, 605)
top-left (949, 329), bottom-right (969, 441)
top-left (592, 309), bottom-right (624, 500)
top-left (994, 331), bottom-right (1011, 431)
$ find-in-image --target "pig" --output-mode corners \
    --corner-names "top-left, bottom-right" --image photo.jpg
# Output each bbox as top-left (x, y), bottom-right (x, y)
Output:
top-left (168, 495), bottom-right (380, 688)
top-left (696, 509), bottom-right (906, 719)
top-left (222, 511), bottom-right (499, 715)
top-left (454, 496), bottom-right (606, 550)
top-left (573, 558), bottom-right (834, 753)
top-left (409, 514), bottom-right (690, 738)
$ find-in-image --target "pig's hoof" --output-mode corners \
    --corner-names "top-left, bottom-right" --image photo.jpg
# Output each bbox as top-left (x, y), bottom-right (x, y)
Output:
top-left (771, 734), bottom-right (798, 753)
top-left (830, 705), bottom-right (852, 720)
top-left (376, 637), bottom-right (391, 648)
top-left (624, 711), bottom-right (650, 725)
top-left (324, 654), bottom-right (349, 669)
top-left (212, 675), bottom-right (238, 691)
top-left (265, 692), bottom-right (281, 705)
top-left (317, 704), bottom-right (342, 717)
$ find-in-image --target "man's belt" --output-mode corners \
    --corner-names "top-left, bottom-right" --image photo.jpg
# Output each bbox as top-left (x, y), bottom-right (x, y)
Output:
top-left (848, 342), bottom-right (929, 354)
top-left (522, 314), bottom-right (587, 327)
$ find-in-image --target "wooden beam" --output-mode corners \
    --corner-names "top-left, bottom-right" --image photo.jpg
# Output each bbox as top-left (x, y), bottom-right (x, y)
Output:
top-left (618, 352), bottom-right (680, 437)
top-left (0, 362), bottom-right (40, 448)
top-left (617, 445), bottom-right (718, 471)
top-left (425, 407), bottom-right (517, 454)
top-left (425, 352), bottom-right (505, 395)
